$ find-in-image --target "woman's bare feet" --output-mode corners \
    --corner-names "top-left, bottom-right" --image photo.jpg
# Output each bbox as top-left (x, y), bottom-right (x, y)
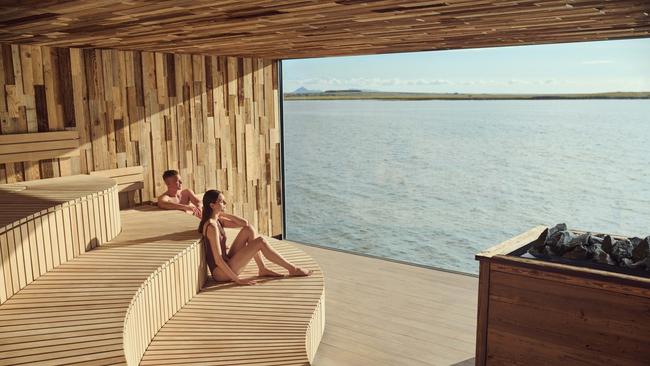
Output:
top-left (288, 266), bottom-right (313, 277)
top-left (258, 267), bottom-right (285, 278)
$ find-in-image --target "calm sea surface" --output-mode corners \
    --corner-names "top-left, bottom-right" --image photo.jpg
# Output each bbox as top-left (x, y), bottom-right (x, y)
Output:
top-left (283, 100), bottom-right (650, 274)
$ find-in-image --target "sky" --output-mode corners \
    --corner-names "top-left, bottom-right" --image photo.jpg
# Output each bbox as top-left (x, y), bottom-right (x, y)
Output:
top-left (282, 38), bottom-right (650, 94)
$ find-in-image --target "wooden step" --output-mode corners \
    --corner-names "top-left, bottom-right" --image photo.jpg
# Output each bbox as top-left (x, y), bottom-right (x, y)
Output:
top-left (0, 175), bottom-right (120, 305)
top-left (1, 175), bottom-right (325, 365)
top-left (0, 207), bottom-right (203, 366)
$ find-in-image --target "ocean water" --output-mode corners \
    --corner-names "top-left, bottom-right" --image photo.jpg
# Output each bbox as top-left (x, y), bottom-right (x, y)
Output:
top-left (282, 99), bottom-right (650, 274)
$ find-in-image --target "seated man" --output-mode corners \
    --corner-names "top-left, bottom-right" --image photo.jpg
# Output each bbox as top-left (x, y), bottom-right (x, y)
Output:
top-left (157, 170), bottom-right (203, 218)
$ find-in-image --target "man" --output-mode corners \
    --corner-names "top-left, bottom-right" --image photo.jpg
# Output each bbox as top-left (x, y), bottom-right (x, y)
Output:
top-left (157, 170), bottom-right (203, 218)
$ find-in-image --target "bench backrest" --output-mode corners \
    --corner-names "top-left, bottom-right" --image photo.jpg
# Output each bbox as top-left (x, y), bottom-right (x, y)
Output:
top-left (0, 131), bottom-right (80, 164)
top-left (90, 166), bottom-right (145, 208)
top-left (89, 166), bottom-right (144, 193)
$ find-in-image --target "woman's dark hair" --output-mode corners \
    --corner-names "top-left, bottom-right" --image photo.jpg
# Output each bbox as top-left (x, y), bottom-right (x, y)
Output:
top-left (198, 189), bottom-right (222, 235)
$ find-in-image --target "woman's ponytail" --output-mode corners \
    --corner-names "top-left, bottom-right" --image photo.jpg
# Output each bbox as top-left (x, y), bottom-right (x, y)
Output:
top-left (198, 189), bottom-right (221, 235)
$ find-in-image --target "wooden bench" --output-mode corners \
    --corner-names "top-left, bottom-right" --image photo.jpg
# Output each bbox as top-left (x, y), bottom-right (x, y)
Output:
top-left (0, 175), bottom-right (325, 365)
top-left (140, 231), bottom-right (325, 366)
top-left (89, 166), bottom-right (145, 209)
top-left (0, 206), bottom-right (204, 365)
top-left (0, 131), bottom-right (80, 164)
top-left (0, 175), bottom-right (120, 305)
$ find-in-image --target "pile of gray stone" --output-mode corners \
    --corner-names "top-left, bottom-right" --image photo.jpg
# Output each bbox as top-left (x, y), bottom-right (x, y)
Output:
top-left (528, 223), bottom-right (650, 271)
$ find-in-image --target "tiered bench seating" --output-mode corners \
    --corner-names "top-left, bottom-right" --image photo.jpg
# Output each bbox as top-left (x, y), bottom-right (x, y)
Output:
top-left (140, 235), bottom-right (325, 366)
top-left (0, 175), bottom-right (120, 304)
top-left (0, 205), bottom-right (203, 365)
top-left (0, 175), bottom-right (325, 365)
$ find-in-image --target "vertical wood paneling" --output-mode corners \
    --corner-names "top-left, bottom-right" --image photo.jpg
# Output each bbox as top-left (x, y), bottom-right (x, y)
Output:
top-left (0, 42), bottom-right (282, 236)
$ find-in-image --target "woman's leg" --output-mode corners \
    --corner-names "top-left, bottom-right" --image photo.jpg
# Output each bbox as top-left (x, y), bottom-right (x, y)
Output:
top-left (227, 225), bottom-right (265, 267)
top-left (228, 225), bottom-right (283, 277)
top-left (215, 236), bottom-right (313, 281)
top-left (251, 236), bottom-right (314, 276)
top-left (215, 239), bottom-right (267, 279)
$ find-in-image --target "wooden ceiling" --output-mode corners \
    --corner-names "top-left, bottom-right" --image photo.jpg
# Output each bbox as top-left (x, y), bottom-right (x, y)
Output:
top-left (0, 0), bottom-right (649, 59)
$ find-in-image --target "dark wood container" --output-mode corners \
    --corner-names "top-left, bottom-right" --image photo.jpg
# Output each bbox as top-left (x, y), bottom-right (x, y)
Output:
top-left (475, 226), bottom-right (650, 366)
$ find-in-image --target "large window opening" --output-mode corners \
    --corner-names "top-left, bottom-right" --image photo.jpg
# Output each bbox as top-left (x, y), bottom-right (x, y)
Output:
top-left (281, 39), bottom-right (650, 274)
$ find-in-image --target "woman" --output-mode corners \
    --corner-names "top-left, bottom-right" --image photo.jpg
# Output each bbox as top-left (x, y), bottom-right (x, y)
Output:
top-left (199, 189), bottom-right (313, 285)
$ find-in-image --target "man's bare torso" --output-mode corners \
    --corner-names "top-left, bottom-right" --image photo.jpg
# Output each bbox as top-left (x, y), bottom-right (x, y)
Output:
top-left (160, 189), bottom-right (192, 205)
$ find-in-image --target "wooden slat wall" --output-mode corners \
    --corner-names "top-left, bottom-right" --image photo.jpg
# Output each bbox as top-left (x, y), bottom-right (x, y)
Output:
top-left (0, 42), bottom-right (282, 236)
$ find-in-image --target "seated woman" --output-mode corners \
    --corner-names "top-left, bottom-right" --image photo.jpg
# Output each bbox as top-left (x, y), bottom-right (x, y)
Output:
top-left (199, 189), bottom-right (313, 285)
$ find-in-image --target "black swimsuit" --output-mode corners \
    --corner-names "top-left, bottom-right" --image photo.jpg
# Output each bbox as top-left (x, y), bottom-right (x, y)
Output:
top-left (203, 220), bottom-right (229, 278)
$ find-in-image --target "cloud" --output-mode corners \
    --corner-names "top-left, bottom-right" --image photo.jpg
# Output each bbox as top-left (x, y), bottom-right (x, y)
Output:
top-left (286, 76), bottom-right (650, 93)
top-left (581, 60), bottom-right (614, 65)
top-left (293, 77), bottom-right (570, 88)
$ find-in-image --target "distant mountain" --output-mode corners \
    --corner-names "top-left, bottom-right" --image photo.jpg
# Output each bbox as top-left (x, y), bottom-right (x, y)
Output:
top-left (284, 90), bottom-right (650, 101)
top-left (291, 86), bottom-right (321, 93)
top-left (323, 89), bottom-right (363, 93)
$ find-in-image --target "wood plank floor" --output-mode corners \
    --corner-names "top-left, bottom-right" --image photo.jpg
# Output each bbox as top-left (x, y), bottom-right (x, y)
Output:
top-left (287, 241), bottom-right (479, 366)
top-left (141, 232), bottom-right (325, 366)
top-left (0, 207), bottom-right (201, 366)
top-left (142, 231), bottom-right (477, 366)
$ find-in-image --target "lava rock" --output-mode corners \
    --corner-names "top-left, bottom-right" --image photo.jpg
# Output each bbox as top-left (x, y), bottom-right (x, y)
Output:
top-left (630, 237), bottom-right (643, 246)
top-left (588, 235), bottom-right (604, 246)
top-left (602, 235), bottom-right (614, 253)
top-left (593, 248), bottom-right (616, 265)
top-left (552, 231), bottom-right (590, 256)
top-left (563, 243), bottom-right (592, 260)
top-left (610, 239), bottom-right (634, 263)
top-left (549, 231), bottom-right (569, 255)
top-left (638, 259), bottom-right (649, 271)
top-left (632, 236), bottom-right (650, 262)
top-left (641, 257), bottom-right (650, 271)
top-left (525, 224), bottom-right (650, 272)
top-left (561, 233), bottom-right (593, 259)
top-left (620, 258), bottom-right (636, 268)
top-left (545, 223), bottom-right (567, 246)
top-left (543, 246), bottom-right (555, 257)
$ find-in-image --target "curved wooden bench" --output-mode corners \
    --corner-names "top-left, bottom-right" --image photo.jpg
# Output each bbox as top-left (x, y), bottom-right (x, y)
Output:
top-left (0, 175), bottom-right (120, 305)
top-left (0, 205), bottom-right (203, 365)
top-left (0, 175), bottom-right (325, 365)
top-left (89, 166), bottom-right (145, 209)
top-left (140, 233), bottom-right (325, 366)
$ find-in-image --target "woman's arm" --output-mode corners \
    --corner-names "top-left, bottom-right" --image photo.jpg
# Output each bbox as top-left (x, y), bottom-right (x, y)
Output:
top-left (218, 212), bottom-right (249, 228)
top-left (206, 224), bottom-right (241, 282)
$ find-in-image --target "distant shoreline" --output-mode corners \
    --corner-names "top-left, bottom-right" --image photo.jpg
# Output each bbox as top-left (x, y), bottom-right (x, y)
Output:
top-left (284, 91), bottom-right (650, 101)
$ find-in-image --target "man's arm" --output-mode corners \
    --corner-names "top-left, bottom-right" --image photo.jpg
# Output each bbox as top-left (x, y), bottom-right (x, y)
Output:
top-left (157, 195), bottom-right (194, 212)
top-left (185, 189), bottom-right (203, 207)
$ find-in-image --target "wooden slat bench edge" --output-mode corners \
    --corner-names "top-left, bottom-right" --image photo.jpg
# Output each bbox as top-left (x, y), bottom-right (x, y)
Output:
top-left (0, 131), bottom-right (79, 144)
top-left (0, 147), bottom-right (81, 164)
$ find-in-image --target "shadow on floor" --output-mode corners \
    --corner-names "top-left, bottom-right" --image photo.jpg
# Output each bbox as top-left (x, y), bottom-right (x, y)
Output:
top-left (200, 276), bottom-right (290, 291)
top-left (451, 357), bottom-right (475, 366)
